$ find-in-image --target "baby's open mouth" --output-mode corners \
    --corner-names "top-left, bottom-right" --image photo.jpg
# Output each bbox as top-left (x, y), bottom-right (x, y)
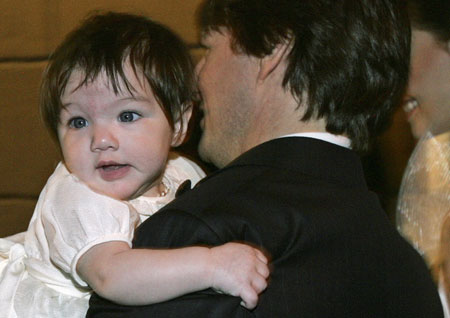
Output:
top-left (96, 162), bottom-right (131, 181)
top-left (99, 164), bottom-right (127, 171)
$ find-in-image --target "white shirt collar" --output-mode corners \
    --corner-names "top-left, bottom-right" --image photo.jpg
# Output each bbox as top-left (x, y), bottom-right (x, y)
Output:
top-left (278, 132), bottom-right (351, 149)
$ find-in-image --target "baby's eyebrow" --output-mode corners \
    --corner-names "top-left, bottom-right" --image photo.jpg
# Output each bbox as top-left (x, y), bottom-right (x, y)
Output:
top-left (61, 102), bottom-right (74, 109)
top-left (118, 95), bottom-right (148, 102)
top-left (116, 95), bottom-right (155, 107)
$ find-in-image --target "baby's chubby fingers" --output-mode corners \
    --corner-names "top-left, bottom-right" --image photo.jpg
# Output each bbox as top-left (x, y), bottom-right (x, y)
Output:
top-left (238, 267), bottom-right (269, 309)
top-left (255, 256), bottom-right (270, 279)
top-left (209, 242), bottom-right (271, 307)
top-left (251, 271), bottom-right (268, 294)
top-left (255, 249), bottom-right (268, 264)
top-left (239, 287), bottom-right (259, 310)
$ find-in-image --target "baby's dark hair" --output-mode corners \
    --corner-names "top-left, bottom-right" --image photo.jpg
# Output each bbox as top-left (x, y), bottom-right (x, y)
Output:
top-left (41, 11), bottom-right (197, 143)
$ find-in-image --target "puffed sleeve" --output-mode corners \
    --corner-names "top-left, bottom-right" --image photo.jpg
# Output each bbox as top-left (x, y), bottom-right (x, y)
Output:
top-left (39, 164), bottom-right (140, 287)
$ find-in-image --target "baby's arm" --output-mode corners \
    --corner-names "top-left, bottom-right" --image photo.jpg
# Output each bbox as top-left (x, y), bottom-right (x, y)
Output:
top-left (77, 241), bottom-right (269, 308)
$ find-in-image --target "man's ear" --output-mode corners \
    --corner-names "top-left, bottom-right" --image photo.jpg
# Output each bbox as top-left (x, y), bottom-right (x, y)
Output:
top-left (258, 39), bottom-right (292, 82)
top-left (171, 104), bottom-right (193, 147)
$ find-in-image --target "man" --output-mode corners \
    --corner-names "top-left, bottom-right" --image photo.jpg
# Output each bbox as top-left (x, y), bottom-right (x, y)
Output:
top-left (88, 0), bottom-right (443, 316)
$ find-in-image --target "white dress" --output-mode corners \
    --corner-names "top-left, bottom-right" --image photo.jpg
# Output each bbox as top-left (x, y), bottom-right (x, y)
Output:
top-left (0, 153), bottom-right (205, 318)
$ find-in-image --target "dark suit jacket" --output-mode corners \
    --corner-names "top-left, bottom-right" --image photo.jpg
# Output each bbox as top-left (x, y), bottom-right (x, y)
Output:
top-left (88, 137), bottom-right (443, 317)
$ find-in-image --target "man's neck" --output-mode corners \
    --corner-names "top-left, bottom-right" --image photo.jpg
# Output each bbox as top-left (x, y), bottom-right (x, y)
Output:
top-left (241, 111), bottom-right (330, 154)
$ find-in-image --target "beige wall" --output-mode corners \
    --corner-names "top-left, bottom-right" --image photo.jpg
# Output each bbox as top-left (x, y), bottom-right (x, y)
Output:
top-left (0, 0), bottom-right (203, 237)
top-left (0, 0), bottom-right (203, 58)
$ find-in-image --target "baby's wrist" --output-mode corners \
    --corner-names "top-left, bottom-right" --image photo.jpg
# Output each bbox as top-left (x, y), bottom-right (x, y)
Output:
top-left (205, 246), bottom-right (221, 290)
top-left (191, 246), bottom-right (216, 290)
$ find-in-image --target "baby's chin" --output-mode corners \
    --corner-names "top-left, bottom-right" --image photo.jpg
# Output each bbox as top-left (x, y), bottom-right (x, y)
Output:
top-left (87, 183), bottom-right (135, 201)
top-left (86, 178), bottom-right (160, 201)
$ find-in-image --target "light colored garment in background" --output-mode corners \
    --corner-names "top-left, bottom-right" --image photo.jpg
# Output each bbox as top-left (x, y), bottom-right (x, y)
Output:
top-left (397, 131), bottom-right (450, 317)
top-left (397, 131), bottom-right (450, 266)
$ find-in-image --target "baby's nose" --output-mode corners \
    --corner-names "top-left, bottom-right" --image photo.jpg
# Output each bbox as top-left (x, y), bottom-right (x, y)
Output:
top-left (90, 126), bottom-right (119, 151)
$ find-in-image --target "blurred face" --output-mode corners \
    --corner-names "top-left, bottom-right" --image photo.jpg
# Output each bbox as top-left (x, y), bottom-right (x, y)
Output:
top-left (195, 29), bottom-right (258, 168)
top-left (403, 30), bottom-right (450, 139)
top-left (58, 66), bottom-right (177, 200)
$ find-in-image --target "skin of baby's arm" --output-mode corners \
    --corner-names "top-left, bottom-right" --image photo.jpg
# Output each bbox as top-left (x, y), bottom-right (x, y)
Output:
top-left (76, 241), bottom-right (269, 308)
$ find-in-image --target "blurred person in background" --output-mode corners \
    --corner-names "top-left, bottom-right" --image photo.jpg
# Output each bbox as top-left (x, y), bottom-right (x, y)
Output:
top-left (396, 0), bottom-right (450, 315)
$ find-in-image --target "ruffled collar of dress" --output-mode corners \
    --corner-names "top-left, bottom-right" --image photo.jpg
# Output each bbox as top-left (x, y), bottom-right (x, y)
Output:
top-left (128, 175), bottom-right (177, 218)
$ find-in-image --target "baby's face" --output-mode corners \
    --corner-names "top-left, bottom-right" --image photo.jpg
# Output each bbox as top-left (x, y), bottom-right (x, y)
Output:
top-left (57, 66), bottom-right (176, 200)
top-left (403, 30), bottom-right (450, 139)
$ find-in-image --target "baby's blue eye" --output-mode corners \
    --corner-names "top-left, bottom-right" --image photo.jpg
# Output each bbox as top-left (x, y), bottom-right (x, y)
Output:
top-left (69, 117), bottom-right (88, 129)
top-left (119, 111), bottom-right (141, 122)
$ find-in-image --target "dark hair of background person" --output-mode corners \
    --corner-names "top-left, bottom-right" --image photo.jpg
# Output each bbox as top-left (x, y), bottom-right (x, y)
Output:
top-left (40, 11), bottom-right (198, 145)
top-left (197, 0), bottom-right (411, 153)
top-left (407, 0), bottom-right (450, 42)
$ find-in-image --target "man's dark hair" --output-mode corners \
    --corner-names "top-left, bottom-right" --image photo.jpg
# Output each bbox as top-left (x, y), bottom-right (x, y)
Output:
top-left (41, 11), bottom-right (197, 142)
top-left (408, 0), bottom-right (450, 43)
top-left (198, 0), bottom-right (411, 153)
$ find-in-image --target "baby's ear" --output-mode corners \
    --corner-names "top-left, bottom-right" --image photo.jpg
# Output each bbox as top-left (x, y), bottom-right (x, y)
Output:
top-left (171, 103), bottom-right (193, 147)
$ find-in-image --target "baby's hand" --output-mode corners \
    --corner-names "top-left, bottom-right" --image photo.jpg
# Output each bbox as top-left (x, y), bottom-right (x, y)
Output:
top-left (209, 242), bottom-right (270, 310)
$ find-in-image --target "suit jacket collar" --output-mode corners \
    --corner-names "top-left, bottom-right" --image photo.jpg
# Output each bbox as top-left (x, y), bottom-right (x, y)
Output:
top-left (204, 137), bottom-right (368, 189)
